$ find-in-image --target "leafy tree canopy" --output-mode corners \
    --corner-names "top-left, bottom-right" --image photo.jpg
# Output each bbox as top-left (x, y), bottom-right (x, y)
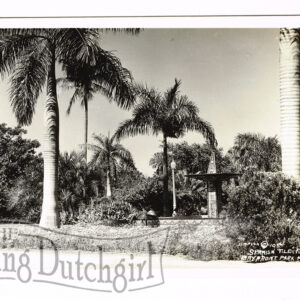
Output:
top-left (0, 123), bottom-right (40, 189)
top-left (228, 133), bottom-right (282, 173)
top-left (150, 141), bottom-right (231, 175)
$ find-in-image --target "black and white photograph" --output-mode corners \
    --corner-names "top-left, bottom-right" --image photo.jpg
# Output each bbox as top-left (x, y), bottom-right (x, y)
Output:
top-left (1, 2), bottom-right (300, 299)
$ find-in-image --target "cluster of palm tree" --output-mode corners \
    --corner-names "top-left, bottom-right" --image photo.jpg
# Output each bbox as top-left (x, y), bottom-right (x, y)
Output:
top-left (0, 29), bottom-right (137, 227)
top-left (0, 29), bottom-right (217, 227)
top-left (115, 79), bottom-right (217, 216)
top-left (58, 137), bottom-right (135, 223)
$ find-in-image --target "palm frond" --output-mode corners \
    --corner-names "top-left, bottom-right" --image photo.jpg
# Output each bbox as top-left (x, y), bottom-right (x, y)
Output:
top-left (61, 43), bottom-right (135, 111)
top-left (91, 82), bottom-right (114, 101)
top-left (100, 28), bottom-right (141, 35)
top-left (9, 43), bottom-right (49, 126)
top-left (92, 48), bottom-right (135, 109)
top-left (91, 133), bottom-right (106, 148)
top-left (85, 143), bottom-right (102, 153)
top-left (165, 78), bottom-right (181, 106)
top-left (174, 95), bottom-right (199, 119)
top-left (57, 77), bottom-right (74, 90)
top-left (0, 28), bottom-right (50, 38)
top-left (184, 115), bottom-right (218, 147)
top-left (66, 88), bottom-right (82, 115)
top-left (56, 29), bottom-right (101, 65)
top-left (0, 35), bottom-right (38, 76)
top-left (114, 118), bottom-right (157, 141)
top-left (112, 144), bottom-right (136, 169)
top-left (135, 82), bottom-right (160, 103)
top-left (88, 147), bottom-right (108, 169)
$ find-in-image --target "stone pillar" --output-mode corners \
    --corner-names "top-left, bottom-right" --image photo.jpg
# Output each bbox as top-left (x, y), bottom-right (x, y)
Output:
top-left (207, 152), bottom-right (219, 218)
top-left (207, 181), bottom-right (218, 218)
top-left (280, 28), bottom-right (300, 180)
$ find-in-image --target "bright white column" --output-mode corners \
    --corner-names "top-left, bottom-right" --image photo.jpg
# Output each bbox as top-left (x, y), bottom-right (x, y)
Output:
top-left (280, 28), bottom-right (300, 180)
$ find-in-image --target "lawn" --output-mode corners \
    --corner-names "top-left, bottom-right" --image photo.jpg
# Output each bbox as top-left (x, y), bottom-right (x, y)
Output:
top-left (0, 222), bottom-right (236, 260)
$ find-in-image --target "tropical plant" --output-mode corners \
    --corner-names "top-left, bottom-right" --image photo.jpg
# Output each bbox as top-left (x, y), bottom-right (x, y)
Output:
top-left (78, 197), bottom-right (139, 226)
top-left (59, 47), bottom-right (135, 162)
top-left (0, 124), bottom-right (43, 222)
top-left (58, 151), bottom-right (104, 223)
top-left (113, 177), bottom-right (163, 213)
top-left (88, 132), bottom-right (136, 197)
top-left (150, 142), bottom-right (231, 176)
top-left (0, 29), bottom-right (108, 228)
top-left (280, 28), bottom-right (300, 180)
top-left (228, 133), bottom-right (281, 173)
top-left (226, 170), bottom-right (300, 245)
top-left (115, 79), bottom-right (217, 216)
top-left (0, 124), bottom-right (40, 189)
top-left (6, 156), bottom-right (43, 223)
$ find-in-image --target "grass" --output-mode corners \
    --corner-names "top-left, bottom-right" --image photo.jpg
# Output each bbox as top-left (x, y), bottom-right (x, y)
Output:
top-left (0, 221), bottom-right (239, 260)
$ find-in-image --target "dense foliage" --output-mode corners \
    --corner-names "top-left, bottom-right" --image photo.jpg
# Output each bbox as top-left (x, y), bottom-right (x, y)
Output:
top-left (114, 177), bottom-right (164, 212)
top-left (0, 124), bottom-right (41, 220)
top-left (150, 141), bottom-right (231, 175)
top-left (1, 121), bottom-right (297, 255)
top-left (228, 133), bottom-right (282, 173)
top-left (78, 197), bottom-right (139, 226)
top-left (226, 171), bottom-right (300, 245)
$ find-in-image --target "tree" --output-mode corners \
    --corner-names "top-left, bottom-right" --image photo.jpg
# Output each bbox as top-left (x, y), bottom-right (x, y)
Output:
top-left (0, 29), bottom-right (104, 228)
top-left (0, 124), bottom-right (40, 189)
top-left (7, 154), bottom-right (43, 223)
top-left (58, 151), bottom-right (104, 223)
top-left (226, 171), bottom-right (300, 245)
top-left (150, 141), bottom-right (230, 175)
top-left (59, 47), bottom-right (135, 162)
top-left (280, 28), bottom-right (300, 181)
top-left (88, 132), bottom-right (136, 197)
top-left (0, 124), bottom-right (42, 220)
top-left (228, 133), bottom-right (282, 173)
top-left (115, 79), bottom-right (217, 216)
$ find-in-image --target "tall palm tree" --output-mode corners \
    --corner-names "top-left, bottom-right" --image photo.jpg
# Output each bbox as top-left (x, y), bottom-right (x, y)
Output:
top-left (59, 48), bottom-right (135, 162)
top-left (0, 29), bottom-right (103, 228)
top-left (115, 79), bottom-right (217, 216)
top-left (280, 28), bottom-right (300, 181)
top-left (88, 132), bottom-right (135, 198)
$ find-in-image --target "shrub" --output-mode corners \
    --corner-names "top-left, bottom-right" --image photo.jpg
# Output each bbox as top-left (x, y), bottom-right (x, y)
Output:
top-left (226, 170), bottom-right (300, 246)
top-left (5, 156), bottom-right (43, 223)
top-left (78, 197), bottom-right (139, 225)
top-left (175, 192), bottom-right (202, 216)
top-left (113, 177), bottom-right (164, 214)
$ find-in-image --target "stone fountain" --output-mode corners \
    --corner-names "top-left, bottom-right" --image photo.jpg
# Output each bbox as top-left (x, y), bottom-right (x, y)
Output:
top-left (185, 152), bottom-right (240, 218)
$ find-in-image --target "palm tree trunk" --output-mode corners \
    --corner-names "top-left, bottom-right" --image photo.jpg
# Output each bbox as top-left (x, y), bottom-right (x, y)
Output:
top-left (84, 95), bottom-right (88, 162)
top-left (162, 134), bottom-right (170, 216)
top-left (39, 45), bottom-right (60, 228)
top-left (106, 170), bottom-right (112, 198)
top-left (280, 28), bottom-right (300, 180)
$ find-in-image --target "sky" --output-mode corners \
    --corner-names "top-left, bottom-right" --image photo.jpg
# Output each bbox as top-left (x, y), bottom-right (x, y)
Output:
top-left (0, 29), bottom-right (280, 176)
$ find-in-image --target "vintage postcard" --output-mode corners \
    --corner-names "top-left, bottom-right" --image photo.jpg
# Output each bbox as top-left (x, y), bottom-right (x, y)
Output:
top-left (0, 2), bottom-right (300, 300)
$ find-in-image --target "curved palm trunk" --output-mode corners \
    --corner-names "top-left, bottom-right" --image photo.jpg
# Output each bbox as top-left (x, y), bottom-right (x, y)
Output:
top-left (106, 170), bottom-right (112, 198)
top-left (39, 46), bottom-right (60, 228)
top-left (84, 95), bottom-right (88, 162)
top-left (280, 28), bottom-right (300, 180)
top-left (162, 134), bottom-right (170, 216)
